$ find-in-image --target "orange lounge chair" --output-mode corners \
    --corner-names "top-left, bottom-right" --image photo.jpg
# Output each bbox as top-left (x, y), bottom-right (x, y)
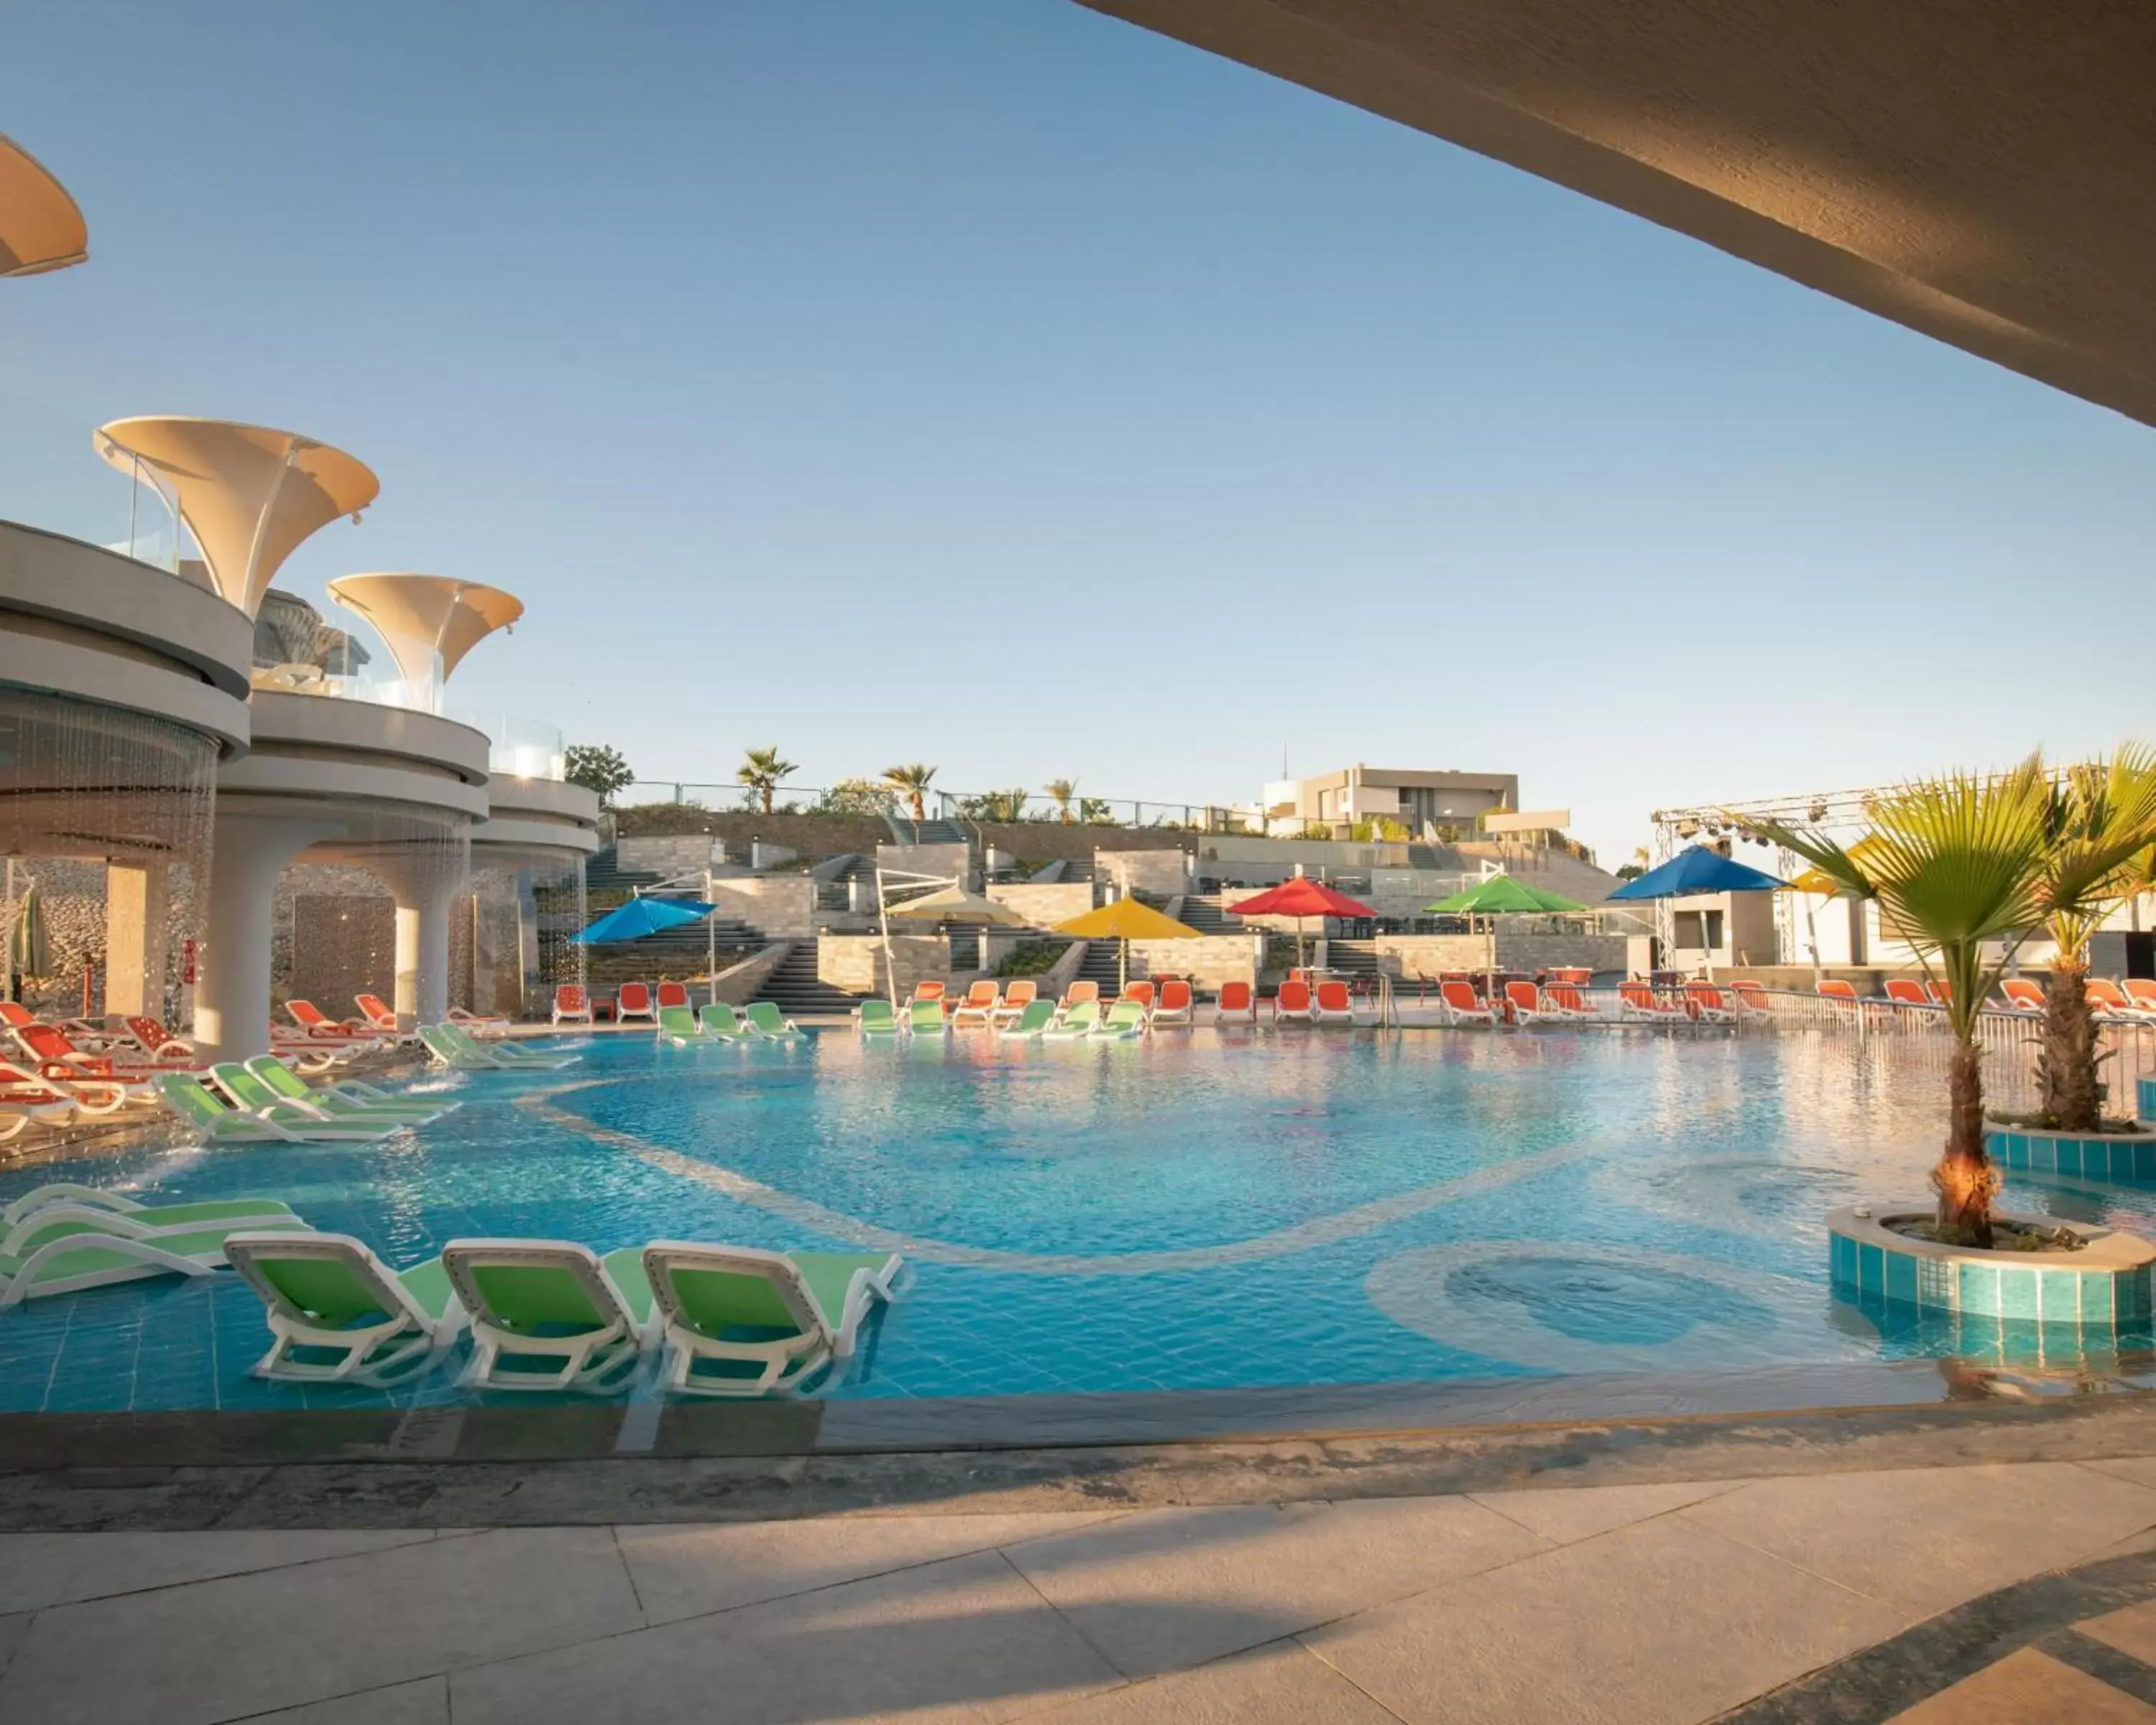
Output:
top-left (1439, 980), bottom-right (1496, 1028)
top-left (949, 980), bottom-right (1003, 1028)
top-left (1312, 980), bottom-right (1355, 1024)
top-left (615, 982), bottom-right (656, 1025)
top-left (1621, 981), bottom-right (1686, 1024)
top-left (2124, 979), bottom-right (2156, 1015)
top-left (1121, 981), bottom-right (1156, 1012)
top-left (1683, 981), bottom-right (1736, 1024)
top-left (2086, 979), bottom-right (2156, 1024)
top-left (0, 1003), bottom-right (30, 1029)
top-left (990, 980), bottom-right (1039, 1028)
top-left (1999, 978), bottom-right (2046, 1016)
top-left (1505, 980), bottom-right (1562, 1026)
top-left (1273, 980), bottom-right (1315, 1023)
top-left (552, 983), bottom-right (594, 1026)
top-left (655, 981), bottom-right (691, 1013)
top-left (9, 1025), bottom-right (157, 1105)
top-left (1215, 980), bottom-right (1256, 1025)
top-left (1927, 980), bottom-right (1953, 1008)
top-left (121, 1016), bottom-right (203, 1066)
top-left (1547, 983), bottom-right (1600, 1021)
top-left (354, 993), bottom-right (400, 1032)
top-left (285, 1000), bottom-right (379, 1043)
top-left (1058, 980), bottom-right (1100, 1016)
top-left (1883, 979), bottom-right (1934, 1009)
top-left (1152, 979), bottom-right (1194, 1026)
top-left (911, 980), bottom-right (948, 1007)
top-left (1729, 980), bottom-right (1775, 1016)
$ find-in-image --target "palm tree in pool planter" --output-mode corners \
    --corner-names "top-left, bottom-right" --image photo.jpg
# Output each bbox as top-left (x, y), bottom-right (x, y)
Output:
top-left (738, 746), bottom-right (798, 816)
top-left (882, 763), bottom-right (938, 824)
top-left (1751, 763), bottom-right (2058, 1248)
top-left (2030, 748), bottom-right (2156, 1130)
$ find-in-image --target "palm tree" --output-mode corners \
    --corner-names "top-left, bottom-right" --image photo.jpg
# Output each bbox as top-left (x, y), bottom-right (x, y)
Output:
top-left (2031, 748), bottom-right (2156, 1129)
top-left (1751, 763), bottom-right (2056, 1247)
top-left (1044, 778), bottom-right (1077, 823)
top-left (882, 763), bottom-right (937, 824)
top-left (737, 746), bottom-right (798, 816)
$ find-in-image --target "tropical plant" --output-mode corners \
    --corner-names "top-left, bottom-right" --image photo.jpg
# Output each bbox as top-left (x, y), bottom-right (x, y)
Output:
top-left (959, 788), bottom-right (1029, 824)
top-left (811, 778), bottom-right (894, 819)
top-left (563, 743), bottom-right (634, 807)
top-left (1044, 778), bottom-right (1078, 823)
top-left (1079, 797), bottom-right (1115, 826)
top-left (2030, 748), bottom-right (2156, 1129)
top-left (1749, 763), bottom-right (2058, 1246)
top-left (737, 746), bottom-right (798, 816)
top-left (881, 763), bottom-right (938, 823)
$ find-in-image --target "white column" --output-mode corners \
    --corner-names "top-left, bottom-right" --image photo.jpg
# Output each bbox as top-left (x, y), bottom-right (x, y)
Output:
top-left (369, 855), bottom-right (461, 1029)
top-left (198, 814), bottom-right (332, 1060)
top-left (103, 859), bottom-right (170, 1020)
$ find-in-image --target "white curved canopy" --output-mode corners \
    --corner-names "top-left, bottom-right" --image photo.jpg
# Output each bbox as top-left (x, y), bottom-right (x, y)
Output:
top-left (325, 573), bottom-right (524, 685)
top-left (0, 133), bottom-right (86, 277)
top-left (94, 418), bottom-right (379, 618)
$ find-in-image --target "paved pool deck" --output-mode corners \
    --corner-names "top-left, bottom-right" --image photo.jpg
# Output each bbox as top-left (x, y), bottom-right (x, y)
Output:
top-left (11, 1397), bottom-right (2156, 1721)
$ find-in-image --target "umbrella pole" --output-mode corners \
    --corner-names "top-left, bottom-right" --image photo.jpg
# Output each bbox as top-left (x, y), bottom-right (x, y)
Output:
top-left (706, 869), bottom-right (717, 1003)
top-left (1120, 937), bottom-right (1128, 994)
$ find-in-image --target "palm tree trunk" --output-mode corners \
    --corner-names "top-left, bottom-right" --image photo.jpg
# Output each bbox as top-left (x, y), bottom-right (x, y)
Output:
top-left (1933, 1036), bottom-right (1999, 1246)
top-left (2037, 959), bottom-right (2102, 1129)
top-left (760, 786), bottom-right (774, 815)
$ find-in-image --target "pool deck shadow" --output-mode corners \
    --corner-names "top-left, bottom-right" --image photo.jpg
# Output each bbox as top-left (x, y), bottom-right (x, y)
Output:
top-left (9, 1378), bottom-right (2156, 1532)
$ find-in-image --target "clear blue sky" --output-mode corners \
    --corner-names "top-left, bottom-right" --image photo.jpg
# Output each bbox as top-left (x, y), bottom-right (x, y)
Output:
top-left (5, 0), bottom-right (2151, 862)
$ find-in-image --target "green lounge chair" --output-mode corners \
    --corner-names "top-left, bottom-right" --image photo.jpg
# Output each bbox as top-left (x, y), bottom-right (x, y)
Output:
top-left (854, 1000), bottom-right (900, 1038)
top-left (906, 1000), bottom-right (948, 1037)
top-left (243, 1056), bottom-right (454, 1122)
top-left (1, 1182), bottom-right (298, 1233)
top-left (642, 1239), bottom-right (906, 1397)
top-left (224, 1231), bottom-right (466, 1384)
top-left (657, 1004), bottom-right (712, 1045)
top-left (422, 1024), bottom-right (579, 1071)
top-left (1040, 1000), bottom-right (1101, 1041)
top-left (1089, 1000), bottom-right (1148, 1040)
top-left (206, 1064), bottom-right (410, 1141)
top-left (699, 1001), bottom-right (747, 1040)
top-left (1, 1213), bottom-right (316, 1307)
top-left (995, 998), bottom-right (1058, 1040)
top-left (156, 1072), bottom-right (362, 1143)
top-left (440, 1238), bottom-right (656, 1392)
top-left (743, 1001), bottom-right (801, 1040)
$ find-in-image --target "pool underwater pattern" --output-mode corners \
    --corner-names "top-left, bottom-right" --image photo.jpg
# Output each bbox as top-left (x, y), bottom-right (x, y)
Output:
top-left (4, 1029), bottom-right (2153, 1414)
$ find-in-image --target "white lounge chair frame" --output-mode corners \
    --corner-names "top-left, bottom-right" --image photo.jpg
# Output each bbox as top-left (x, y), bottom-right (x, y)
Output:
top-left (440, 1238), bottom-right (652, 1393)
top-left (642, 1241), bottom-right (903, 1398)
top-left (224, 1231), bottom-right (465, 1385)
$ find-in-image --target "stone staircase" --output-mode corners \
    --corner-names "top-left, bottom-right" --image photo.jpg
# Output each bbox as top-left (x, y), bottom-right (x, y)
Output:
top-left (759, 944), bottom-right (867, 1018)
top-left (1324, 938), bottom-right (1381, 978)
top-left (882, 813), bottom-right (969, 846)
top-left (1077, 939), bottom-right (1127, 996)
top-left (1174, 892), bottom-right (1236, 934)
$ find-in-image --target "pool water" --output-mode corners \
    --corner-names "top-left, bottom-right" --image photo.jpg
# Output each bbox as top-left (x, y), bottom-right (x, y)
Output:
top-left (3, 1028), bottom-right (2152, 1413)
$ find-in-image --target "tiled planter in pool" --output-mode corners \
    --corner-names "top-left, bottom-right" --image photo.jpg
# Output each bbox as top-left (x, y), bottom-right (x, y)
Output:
top-left (2140, 1076), bottom-right (2156, 1123)
top-left (1986, 1126), bottom-right (2156, 1184)
top-left (1826, 1206), bottom-right (2156, 1325)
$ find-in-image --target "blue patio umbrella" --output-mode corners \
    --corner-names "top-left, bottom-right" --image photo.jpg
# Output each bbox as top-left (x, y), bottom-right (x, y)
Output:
top-left (570, 897), bottom-right (717, 943)
top-left (1608, 845), bottom-right (1789, 901)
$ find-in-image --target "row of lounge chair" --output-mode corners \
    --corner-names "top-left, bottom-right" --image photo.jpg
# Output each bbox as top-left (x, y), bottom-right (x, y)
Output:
top-left (655, 1002), bottom-right (801, 1045)
top-left (0, 1187), bottom-right (903, 1397)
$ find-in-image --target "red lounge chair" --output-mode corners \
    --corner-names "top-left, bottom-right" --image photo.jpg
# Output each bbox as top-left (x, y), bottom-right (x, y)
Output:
top-left (122, 1016), bottom-right (202, 1066)
top-left (0, 1002), bottom-right (33, 1029)
top-left (1927, 979), bottom-right (1953, 1007)
top-left (1215, 980), bottom-right (1256, 1024)
top-left (1510, 981), bottom-right (1589, 1025)
top-left (354, 993), bottom-right (399, 1032)
top-left (1152, 980), bottom-right (1194, 1026)
top-left (0, 1061), bottom-right (81, 1137)
top-left (615, 982), bottom-right (656, 1025)
top-left (911, 980), bottom-right (948, 1006)
top-left (10, 1024), bottom-right (157, 1105)
top-left (2086, 979), bottom-right (2156, 1024)
top-left (655, 981), bottom-right (691, 1012)
top-left (2124, 979), bottom-right (2156, 1015)
top-left (1313, 980), bottom-right (1355, 1024)
top-left (1621, 982), bottom-right (1686, 1023)
top-left (1273, 980), bottom-right (1315, 1023)
top-left (285, 1000), bottom-right (378, 1042)
top-left (949, 980), bottom-right (1003, 1028)
top-left (1883, 979), bottom-right (1933, 1008)
top-left (1729, 980), bottom-right (1774, 1016)
top-left (1683, 981), bottom-right (1736, 1024)
top-left (1547, 983), bottom-right (1600, 1020)
top-left (552, 984), bottom-right (594, 1026)
top-left (1439, 980), bottom-right (1496, 1027)
top-left (1997, 978), bottom-right (2045, 1016)
top-left (1121, 981), bottom-right (1156, 1011)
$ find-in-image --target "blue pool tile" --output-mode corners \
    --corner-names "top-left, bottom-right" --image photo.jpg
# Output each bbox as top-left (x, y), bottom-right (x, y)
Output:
top-left (2139, 1076), bottom-right (2156, 1122)
top-left (2060, 1138), bottom-right (2086, 1177)
top-left (1994, 1266), bottom-right (2040, 1322)
top-left (1884, 1249), bottom-right (1917, 1306)
top-left (1915, 1256), bottom-right (1958, 1312)
top-left (2081, 1271), bottom-right (2119, 1323)
top-left (1958, 1261), bottom-right (1998, 1316)
top-left (2032, 1135), bottom-right (2056, 1172)
top-left (2137, 1141), bottom-right (2156, 1182)
top-left (1858, 1243), bottom-right (1883, 1295)
top-left (2037, 1269), bottom-right (2082, 1324)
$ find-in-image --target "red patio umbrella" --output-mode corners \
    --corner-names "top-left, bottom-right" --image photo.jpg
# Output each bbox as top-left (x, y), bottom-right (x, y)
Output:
top-left (1229, 878), bottom-right (1377, 969)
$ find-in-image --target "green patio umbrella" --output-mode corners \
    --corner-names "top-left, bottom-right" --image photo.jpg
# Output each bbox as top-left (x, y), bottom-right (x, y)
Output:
top-left (1424, 876), bottom-right (1588, 984)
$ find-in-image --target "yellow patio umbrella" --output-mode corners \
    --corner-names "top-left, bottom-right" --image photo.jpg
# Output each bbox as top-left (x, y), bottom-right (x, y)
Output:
top-left (1054, 899), bottom-right (1202, 990)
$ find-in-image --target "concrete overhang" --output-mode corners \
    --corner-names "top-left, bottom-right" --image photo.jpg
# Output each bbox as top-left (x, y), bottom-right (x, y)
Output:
top-left (219, 691), bottom-right (490, 826)
top-left (1075, 0), bottom-right (2156, 427)
top-left (0, 520), bottom-right (253, 757)
top-left (471, 774), bottom-right (602, 866)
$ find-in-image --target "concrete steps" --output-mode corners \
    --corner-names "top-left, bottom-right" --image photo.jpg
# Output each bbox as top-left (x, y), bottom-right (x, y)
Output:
top-left (760, 943), bottom-right (867, 1016)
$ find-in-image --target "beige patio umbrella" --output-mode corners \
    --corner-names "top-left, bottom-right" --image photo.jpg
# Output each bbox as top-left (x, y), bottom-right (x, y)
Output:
top-left (326, 574), bottom-right (525, 686)
top-left (885, 887), bottom-right (1028, 926)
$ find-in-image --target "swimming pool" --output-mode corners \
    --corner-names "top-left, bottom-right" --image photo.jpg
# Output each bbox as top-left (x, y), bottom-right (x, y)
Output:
top-left (3, 1027), bottom-right (2151, 1414)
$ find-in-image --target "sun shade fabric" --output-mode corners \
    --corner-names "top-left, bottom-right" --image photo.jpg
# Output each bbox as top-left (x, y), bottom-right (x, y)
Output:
top-left (1053, 900), bottom-right (1204, 941)
top-left (1226, 879), bottom-right (1378, 920)
top-left (93, 418), bottom-right (379, 617)
top-left (570, 898), bottom-right (717, 944)
top-left (0, 134), bottom-right (87, 275)
top-left (884, 887), bottom-right (1028, 926)
top-left (1607, 845), bottom-right (1792, 900)
top-left (326, 574), bottom-right (525, 684)
top-left (1424, 877), bottom-right (1588, 914)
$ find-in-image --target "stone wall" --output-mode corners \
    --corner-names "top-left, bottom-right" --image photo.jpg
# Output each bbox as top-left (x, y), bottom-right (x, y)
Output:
top-left (1373, 932), bottom-right (1628, 980)
top-left (1124, 934), bottom-right (1259, 992)
top-left (289, 893), bottom-right (396, 1014)
top-left (615, 835), bottom-right (722, 878)
top-left (817, 933), bottom-right (950, 998)
top-left (985, 881), bottom-right (1095, 927)
top-left (877, 842), bottom-right (972, 888)
top-left (1097, 850), bottom-right (1191, 897)
top-left (616, 806), bottom-right (1225, 865)
top-left (706, 875), bottom-right (816, 937)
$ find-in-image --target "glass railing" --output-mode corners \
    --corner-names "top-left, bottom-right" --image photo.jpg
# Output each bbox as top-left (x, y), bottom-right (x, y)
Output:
top-left (447, 709), bottom-right (566, 781)
top-left (0, 389), bottom-right (185, 572)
